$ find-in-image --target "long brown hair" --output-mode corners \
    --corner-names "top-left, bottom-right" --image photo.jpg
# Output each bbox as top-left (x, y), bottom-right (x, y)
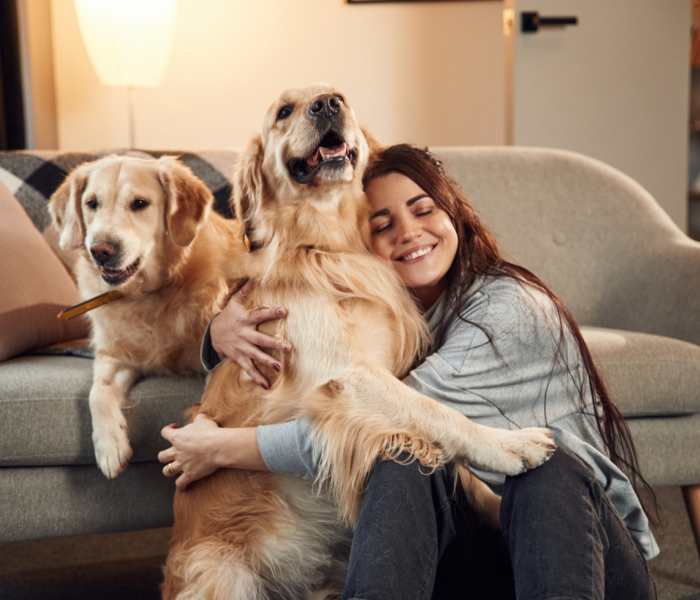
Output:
top-left (363, 143), bottom-right (659, 527)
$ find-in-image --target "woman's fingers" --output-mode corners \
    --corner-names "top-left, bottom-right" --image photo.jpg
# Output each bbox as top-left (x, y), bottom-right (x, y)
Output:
top-left (235, 278), bottom-right (255, 304)
top-left (158, 447), bottom-right (175, 464)
top-left (160, 423), bottom-right (179, 443)
top-left (246, 307), bottom-right (293, 351)
top-left (238, 355), bottom-right (271, 390)
top-left (163, 461), bottom-right (182, 477)
top-left (248, 306), bottom-right (285, 324)
top-left (175, 472), bottom-right (192, 490)
top-left (244, 328), bottom-right (293, 353)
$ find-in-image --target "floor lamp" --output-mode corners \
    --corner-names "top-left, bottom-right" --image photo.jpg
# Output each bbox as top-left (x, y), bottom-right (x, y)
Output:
top-left (74, 0), bottom-right (177, 150)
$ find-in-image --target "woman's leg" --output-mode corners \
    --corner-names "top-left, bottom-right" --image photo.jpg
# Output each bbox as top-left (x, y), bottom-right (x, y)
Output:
top-left (342, 456), bottom-right (514, 600)
top-left (500, 445), bottom-right (657, 600)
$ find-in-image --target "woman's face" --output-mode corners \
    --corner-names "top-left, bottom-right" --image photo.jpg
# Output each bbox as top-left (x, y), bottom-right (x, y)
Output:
top-left (365, 172), bottom-right (459, 310)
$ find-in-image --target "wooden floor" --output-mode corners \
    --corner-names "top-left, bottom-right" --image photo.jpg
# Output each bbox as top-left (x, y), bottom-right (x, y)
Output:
top-left (0, 486), bottom-right (698, 600)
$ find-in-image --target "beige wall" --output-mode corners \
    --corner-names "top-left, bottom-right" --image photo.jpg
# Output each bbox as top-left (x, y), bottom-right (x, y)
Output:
top-left (50, 0), bottom-right (506, 151)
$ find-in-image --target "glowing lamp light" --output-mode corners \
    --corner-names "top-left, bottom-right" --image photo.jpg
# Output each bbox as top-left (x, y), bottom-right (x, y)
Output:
top-left (74, 0), bottom-right (177, 88)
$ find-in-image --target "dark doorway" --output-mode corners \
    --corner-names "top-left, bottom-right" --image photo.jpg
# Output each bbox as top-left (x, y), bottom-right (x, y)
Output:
top-left (0, 0), bottom-right (26, 150)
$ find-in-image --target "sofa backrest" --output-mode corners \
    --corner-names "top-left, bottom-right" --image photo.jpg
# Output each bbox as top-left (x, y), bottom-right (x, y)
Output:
top-left (3, 145), bottom-right (697, 334)
top-left (434, 146), bottom-right (694, 328)
top-left (0, 149), bottom-right (240, 232)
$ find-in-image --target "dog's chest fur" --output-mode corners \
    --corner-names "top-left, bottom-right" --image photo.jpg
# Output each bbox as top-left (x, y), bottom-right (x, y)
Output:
top-left (83, 266), bottom-right (231, 375)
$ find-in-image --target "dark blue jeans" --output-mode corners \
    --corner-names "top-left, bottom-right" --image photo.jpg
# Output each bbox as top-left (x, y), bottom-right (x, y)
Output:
top-left (341, 446), bottom-right (657, 600)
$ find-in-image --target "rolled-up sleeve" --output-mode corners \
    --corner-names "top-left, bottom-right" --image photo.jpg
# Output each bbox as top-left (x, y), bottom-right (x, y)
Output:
top-left (257, 418), bottom-right (322, 479)
top-left (200, 315), bottom-right (225, 372)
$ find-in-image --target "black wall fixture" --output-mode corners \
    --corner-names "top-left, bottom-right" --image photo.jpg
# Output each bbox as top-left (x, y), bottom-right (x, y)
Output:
top-left (0, 0), bottom-right (26, 150)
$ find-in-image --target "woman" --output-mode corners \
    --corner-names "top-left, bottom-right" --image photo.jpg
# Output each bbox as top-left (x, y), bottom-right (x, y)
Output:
top-left (159, 145), bottom-right (658, 599)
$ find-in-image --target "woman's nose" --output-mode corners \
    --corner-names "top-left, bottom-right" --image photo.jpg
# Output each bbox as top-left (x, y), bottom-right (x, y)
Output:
top-left (398, 223), bottom-right (420, 243)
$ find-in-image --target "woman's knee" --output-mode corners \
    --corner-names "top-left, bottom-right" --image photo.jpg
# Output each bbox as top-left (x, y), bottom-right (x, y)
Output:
top-left (500, 444), bottom-right (598, 527)
top-left (504, 445), bottom-right (592, 494)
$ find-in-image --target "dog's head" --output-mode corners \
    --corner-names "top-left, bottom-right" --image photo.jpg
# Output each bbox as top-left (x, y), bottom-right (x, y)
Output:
top-left (49, 155), bottom-right (213, 291)
top-left (234, 84), bottom-right (382, 250)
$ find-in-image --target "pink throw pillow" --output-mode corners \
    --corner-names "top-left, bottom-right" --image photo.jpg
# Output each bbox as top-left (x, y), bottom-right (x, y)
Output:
top-left (0, 180), bottom-right (90, 361)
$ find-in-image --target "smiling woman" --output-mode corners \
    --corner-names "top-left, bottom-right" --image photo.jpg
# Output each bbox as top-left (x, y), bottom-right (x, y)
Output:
top-left (366, 172), bottom-right (459, 310)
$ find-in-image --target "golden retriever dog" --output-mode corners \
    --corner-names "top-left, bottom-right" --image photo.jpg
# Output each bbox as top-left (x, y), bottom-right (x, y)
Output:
top-left (162, 85), bottom-right (556, 599)
top-left (49, 156), bottom-right (244, 479)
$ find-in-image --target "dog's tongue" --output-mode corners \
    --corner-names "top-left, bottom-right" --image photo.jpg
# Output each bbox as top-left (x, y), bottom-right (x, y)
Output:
top-left (307, 143), bottom-right (347, 167)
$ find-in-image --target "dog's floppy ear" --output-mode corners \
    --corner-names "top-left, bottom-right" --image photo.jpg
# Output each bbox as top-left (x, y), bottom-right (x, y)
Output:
top-left (360, 124), bottom-right (384, 159)
top-left (158, 157), bottom-right (213, 247)
top-left (232, 134), bottom-right (266, 242)
top-left (49, 166), bottom-right (88, 251)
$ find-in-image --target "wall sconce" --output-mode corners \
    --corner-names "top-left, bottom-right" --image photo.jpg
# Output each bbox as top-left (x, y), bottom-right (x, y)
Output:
top-left (74, 0), bottom-right (177, 148)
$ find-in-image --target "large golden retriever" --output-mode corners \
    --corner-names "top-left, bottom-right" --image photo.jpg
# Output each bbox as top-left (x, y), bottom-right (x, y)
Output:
top-left (163, 85), bottom-right (555, 599)
top-left (49, 156), bottom-right (244, 478)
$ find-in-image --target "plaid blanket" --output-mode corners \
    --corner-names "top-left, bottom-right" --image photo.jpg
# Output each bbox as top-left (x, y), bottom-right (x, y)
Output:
top-left (0, 149), bottom-right (239, 231)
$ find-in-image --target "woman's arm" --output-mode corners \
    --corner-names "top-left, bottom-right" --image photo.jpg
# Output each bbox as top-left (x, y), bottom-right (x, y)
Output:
top-left (158, 415), bottom-right (321, 488)
top-left (203, 278), bottom-right (293, 387)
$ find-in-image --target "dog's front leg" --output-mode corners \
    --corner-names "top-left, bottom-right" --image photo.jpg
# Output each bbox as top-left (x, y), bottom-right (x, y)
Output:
top-left (309, 363), bottom-right (557, 522)
top-left (90, 353), bottom-right (139, 478)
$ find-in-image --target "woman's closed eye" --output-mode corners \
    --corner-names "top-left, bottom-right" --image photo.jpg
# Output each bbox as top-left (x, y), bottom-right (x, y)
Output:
top-left (372, 219), bottom-right (392, 235)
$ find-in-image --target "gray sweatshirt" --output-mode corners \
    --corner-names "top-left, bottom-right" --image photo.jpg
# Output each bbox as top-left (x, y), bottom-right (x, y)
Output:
top-left (200, 274), bottom-right (659, 559)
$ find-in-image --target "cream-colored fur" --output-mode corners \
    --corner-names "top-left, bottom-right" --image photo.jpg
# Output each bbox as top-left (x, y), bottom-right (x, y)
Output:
top-left (164, 85), bottom-right (556, 599)
top-left (49, 156), bottom-right (244, 478)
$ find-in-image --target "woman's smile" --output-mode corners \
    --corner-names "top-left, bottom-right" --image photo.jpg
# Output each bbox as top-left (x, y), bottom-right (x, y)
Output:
top-left (365, 172), bottom-right (459, 309)
top-left (396, 243), bottom-right (437, 262)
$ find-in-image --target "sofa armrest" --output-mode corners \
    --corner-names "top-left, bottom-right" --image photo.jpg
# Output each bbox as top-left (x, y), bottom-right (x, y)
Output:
top-left (590, 238), bottom-right (700, 347)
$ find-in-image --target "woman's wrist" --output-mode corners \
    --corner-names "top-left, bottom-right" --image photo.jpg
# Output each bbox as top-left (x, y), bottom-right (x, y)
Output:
top-left (213, 426), bottom-right (269, 472)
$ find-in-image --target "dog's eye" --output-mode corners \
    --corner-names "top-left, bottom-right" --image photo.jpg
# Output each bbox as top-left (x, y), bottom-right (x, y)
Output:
top-left (131, 198), bottom-right (150, 211)
top-left (86, 199), bottom-right (98, 211)
top-left (277, 105), bottom-right (294, 121)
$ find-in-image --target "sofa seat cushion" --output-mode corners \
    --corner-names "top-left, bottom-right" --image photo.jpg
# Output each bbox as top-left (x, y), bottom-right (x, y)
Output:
top-left (0, 355), bottom-right (205, 467)
top-left (581, 326), bottom-right (700, 418)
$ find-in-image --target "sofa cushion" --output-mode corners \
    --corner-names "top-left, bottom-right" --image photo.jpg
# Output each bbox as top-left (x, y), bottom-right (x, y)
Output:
top-left (581, 326), bottom-right (700, 418)
top-left (0, 180), bottom-right (90, 362)
top-left (0, 355), bottom-right (205, 467)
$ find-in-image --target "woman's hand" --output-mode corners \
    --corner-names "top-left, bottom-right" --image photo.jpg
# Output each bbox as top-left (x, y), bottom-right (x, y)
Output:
top-left (210, 278), bottom-right (292, 389)
top-left (159, 414), bottom-right (222, 490)
top-left (159, 414), bottom-right (269, 489)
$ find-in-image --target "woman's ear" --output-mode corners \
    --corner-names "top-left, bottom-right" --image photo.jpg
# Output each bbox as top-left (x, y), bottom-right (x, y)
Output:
top-left (49, 166), bottom-right (88, 251)
top-left (232, 134), bottom-right (266, 244)
top-left (158, 157), bottom-right (214, 247)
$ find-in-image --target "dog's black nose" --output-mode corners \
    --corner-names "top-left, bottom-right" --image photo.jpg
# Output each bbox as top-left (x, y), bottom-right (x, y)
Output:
top-left (308, 94), bottom-right (342, 118)
top-left (90, 241), bottom-right (120, 264)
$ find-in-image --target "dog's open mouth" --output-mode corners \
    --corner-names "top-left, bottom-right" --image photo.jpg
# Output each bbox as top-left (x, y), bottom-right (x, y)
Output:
top-left (287, 130), bottom-right (358, 185)
top-left (100, 258), bottom-right (141, 286)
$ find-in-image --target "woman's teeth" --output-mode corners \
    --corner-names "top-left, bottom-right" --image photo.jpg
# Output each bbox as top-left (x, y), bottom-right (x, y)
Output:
top-left (401, 246), bottom-right (434, 261)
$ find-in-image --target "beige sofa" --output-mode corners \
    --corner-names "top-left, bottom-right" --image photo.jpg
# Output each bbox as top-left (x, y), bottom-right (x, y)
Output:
top-left (1, 146), bottom-right (699, 556)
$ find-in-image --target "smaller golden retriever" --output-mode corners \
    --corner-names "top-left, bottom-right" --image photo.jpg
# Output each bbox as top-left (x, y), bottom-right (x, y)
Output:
top-left (49, 156), bottom-right (244, 478)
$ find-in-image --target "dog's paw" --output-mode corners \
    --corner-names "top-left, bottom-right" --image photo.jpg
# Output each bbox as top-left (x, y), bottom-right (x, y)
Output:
top-left (470, 427), bottom-right (556, 476)
top-left (498, 427), bottom-right (557, 475)
top-left (93, 419), bottom-right (132, 479)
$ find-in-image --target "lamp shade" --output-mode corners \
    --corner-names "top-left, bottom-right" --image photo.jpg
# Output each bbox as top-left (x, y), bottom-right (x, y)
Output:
top-left (74, 0), bottom-right (177, 88)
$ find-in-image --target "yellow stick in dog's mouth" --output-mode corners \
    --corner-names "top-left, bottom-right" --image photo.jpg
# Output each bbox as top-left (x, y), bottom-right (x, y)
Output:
top-left (57, 291), bottom-right (125, 320)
